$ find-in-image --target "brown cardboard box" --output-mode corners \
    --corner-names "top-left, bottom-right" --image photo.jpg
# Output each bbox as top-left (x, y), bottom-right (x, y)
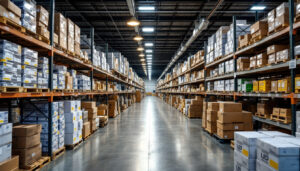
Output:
top-left (216, 121), bottom-right (244, 131)
top-left (108, 100), bottom-right (118, 117)
top-left (13, 133), bottom-right (40, 149)
top-left (0, 0), bottom-right (21, 17)
top-left (75, 24), bottom-right (81, 43)
top-left (90, 119), bottom-right (97, 132)
top-left (271, 80), bottom-right (278, 92)
top-left (279, 108), bottom-right (291, 117)
top-left (82, 101), bottom-right (96, 109)
top-left (98, 104), bottom-right (108, 110)
top-left (275, 14), bottom-right (289, 29)
top-left (0, 155), bottom-right (19, 171)
top-left (54, 33), bottom-right (58, 44)
top-left (0, 5), bottom-right (20, 24)
top-left (273, 107), bottom-right (280, 116)
top-left (267, 45), bottom-right (288, 55)
top-left (206, 121), bottom-right (217, 133)
top-left (75, 42), bottom-right (80, 56)
top-left (188, 105), bottom-right (202, 118)
top-left (67, 37), bottom-right (74, 53)
top-left (237, 58), bottom-right (250, 71)
top-left (268, 9), bottom-right (276, 33)
top-left (257, 103), bottom-right (273, 115)
top-left (217, 128), bottom-right (234, 139)
top-left (13, 125), bottom-right (41, 137)
top-left (37, 24), bottom-right (50, 39)
top-left (219, 102), bottom-right (242, 113)
top-left (217, 112), bottom-right (244, 123)
top-left (86, 107), bottom-right (97, 119)
top-left (36, 5), bottom-right (48, 26)
top-left (98, 109), bottom-right (106, 116)
top-left (268, 54), bottom-right (276, 64)
top-left (207, 102), bottom-right (219, 111)
top-left (259, 80), bottom-right (271, 92)
top-left (250, 21), bottom-right (268, 35)
top-left (250, 56), bottom-right (256, 68)
top-left (206, 110), bottom-right (218, 122)
top-left (58, 33), bottom-right (67, 49)
top-left (238, 34), bottom-right (251, 48)
top-left (13, 144), bottom-right (41, 167)
top-left (54, 13), bottom-right (67, 35)
top-left (65, 75), bottom-right (73, 89)
top-left (82, 122), bottom-right (90, 139)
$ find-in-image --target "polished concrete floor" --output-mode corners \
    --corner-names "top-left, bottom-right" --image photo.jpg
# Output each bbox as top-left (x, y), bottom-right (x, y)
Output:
top-left (43, 96), bottom-right (234, 171)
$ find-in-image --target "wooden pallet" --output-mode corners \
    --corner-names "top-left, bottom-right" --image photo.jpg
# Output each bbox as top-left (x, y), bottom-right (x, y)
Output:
top-left (230, 140), bottom-right (235, 149)
top-left (24, 88), bottom-right (39, 93)
top-left (65, 140), bottom-right (83, 150)
top-left (37, 34), bottom-right (50, 45)
top-left (53, 89), bottom-right (64, 92)
top-left (64, 89), bottom-right (75, 93)
top-left (203, 128), bottom-right (214, 136)
top-left (250, 35), bottom-right (265, 44)
top-left (38, 88), bottom-right (50, 93)
top-left (213, 134), bottom-right (232, 143)
top-left (275, 24), bottom-right (289, 32)
top-left (0, 16), bottom-right (25, 32)
top-left (20, 157), bottom-right (51, 171)
top-left (255, 113), bottom-right (270, 119)
top-left (296, 89), bottom-right (300, 93)
top-left (51, 147), bottom-right (65, 161)
top-left (270, 115), bottom-right (291, 124)
top-left (83, 133), bottom-right (92, 141)
top-left (100, 120), bottom-right (108, 128)
top-left (0, 86), bottom-right (23, 93)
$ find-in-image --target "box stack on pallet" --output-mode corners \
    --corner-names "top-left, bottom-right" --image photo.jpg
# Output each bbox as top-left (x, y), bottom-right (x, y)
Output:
top-left (82, 101), bottom-right (98, 134)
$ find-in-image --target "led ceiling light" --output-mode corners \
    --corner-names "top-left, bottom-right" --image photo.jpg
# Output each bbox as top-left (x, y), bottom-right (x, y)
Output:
top-left (146, 49), bottom-right (153, 53)
top-left (134, 35), bottom-right (143, 41)
top-left (137, 47), bottom-right (144, 51)
top-left (127, 18), bottom-right (140, 27)
top-left (139, 54), bottom-right (145, 57)
top-left (138, 6), bottom-right (155, 11)
top-left (146, 54), bottom-right (152, 57)
top-left (250, 5), bottom-right (266, 10)
top-left (145, 42), bottom-right (153, 47)
top-left (142, 27), bottom-right (154, 32)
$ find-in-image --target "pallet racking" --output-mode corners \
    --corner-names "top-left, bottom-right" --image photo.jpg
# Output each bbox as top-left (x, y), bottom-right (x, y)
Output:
top-left (156, 0), bottom-right (298, 134)
top-left (0, 0), bottom-right (144, 157)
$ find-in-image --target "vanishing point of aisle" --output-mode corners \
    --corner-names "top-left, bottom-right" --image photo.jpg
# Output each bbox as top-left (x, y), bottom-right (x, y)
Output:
top-left (44, 96), bottom-right (234, 171)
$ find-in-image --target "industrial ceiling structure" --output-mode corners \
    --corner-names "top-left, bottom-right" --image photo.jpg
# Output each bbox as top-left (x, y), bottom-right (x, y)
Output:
top-left (39, 0), bottom-right (284, 80)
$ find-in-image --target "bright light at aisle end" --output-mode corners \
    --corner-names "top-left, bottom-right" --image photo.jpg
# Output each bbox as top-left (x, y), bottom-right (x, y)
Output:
top-left (250, 5), bottom-right (266, 10)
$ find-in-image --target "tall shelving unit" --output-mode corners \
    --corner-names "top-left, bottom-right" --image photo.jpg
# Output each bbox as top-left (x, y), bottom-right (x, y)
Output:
top-left (156, 0), bottom-right (299, 135)
top-left (0, 0), bottom-right (144, 157)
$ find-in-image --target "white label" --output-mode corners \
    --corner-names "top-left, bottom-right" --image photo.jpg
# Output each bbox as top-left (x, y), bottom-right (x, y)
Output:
top-left (234, 126), bottom-right (239, 129)
top-left (289, 59), bottom-right (296, 69)
top-left (32, 152), bottom-right (36, 157)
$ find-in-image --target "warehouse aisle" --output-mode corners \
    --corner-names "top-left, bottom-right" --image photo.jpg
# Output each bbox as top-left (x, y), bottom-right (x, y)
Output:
top-left (43, 96), bottom-right (233, 171)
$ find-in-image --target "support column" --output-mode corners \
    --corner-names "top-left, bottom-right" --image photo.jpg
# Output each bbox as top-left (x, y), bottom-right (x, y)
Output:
top-left (90, 28), bottom-right (94, 91)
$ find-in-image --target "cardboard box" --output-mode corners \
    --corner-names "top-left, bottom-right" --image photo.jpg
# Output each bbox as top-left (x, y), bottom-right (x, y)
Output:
top-left (36, 5), bottom-right (49, 26)
top-left (0, 5), bottom-right (20, 25)
top-left (249, 56), bottom-right (256, 68)
top-left (257, 103), bottom-right (273, 115)
top-left (36, 24), bottom-right (50, 39)
top-left (272, 107), bottom-right (280, 116)
top-left (0, 0), bottom-right (21, 17)
top-left (206, 110), bottom-right (217, 122)
top-left (253, 80), bottom-right (258, 92)
top-left (237, 57), bottom-right (250, 71)
top-left (206, 120), bottom-right (217, 133)
top-left (296, 76), bottom-right (300, 91)
top-left (250, 21), bottom-right (268, 35)
top-left (54, 13), bottom-right (67, 35)
top-left (13, 133), bottom-right (40, 149)
top-left (82, 122), bottom-right (90, 139)
top-left (271, 80), bottom-right (278, 92)
top-left (267, 45), bottom-right (288, 55)
top-left (54, 33), bottom-right (58, 44)
top-left (217, 128), bottom-right (234, 139)
top-left (13, 125), bottom-right (41, 137)
top-left (279, 108), bottom-right (291, 117)
top-left (81, 101), bottom-right (96, 109)
top-left (98, 109), bottom-right (106, 116)
top-left (259, 80), bottom-right (271, 92)
top-left (217, 111), bottom-right (244, 123)
top-left (219, 102), bottom-right (242, 113)
top-left (13, 144), bottom-right (41, 167)
top-left (0, 155), bottom-right (19, 171)
top-left (90, 119), bottom-right (97, 132)
top-left (275, 14), bottom-right (289, 29)
top-left (278, 77), bottom-right (291, 93)
top-left (74, 24), bottom-right (80, 43)
top-left (268, 53), bottom-right (276, 64)
top-left (217, 121), bottom-right (244, 131)
top-left (207, 102), bottom-right (219, 111)
top-left (75, 42), bottom-right (80, 56)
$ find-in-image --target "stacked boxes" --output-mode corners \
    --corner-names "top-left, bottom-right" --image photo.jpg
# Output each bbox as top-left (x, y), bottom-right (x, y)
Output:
top-left (238, 34), bottom-right (251, 48)
top-left (188, 97), bottom-right (203, 118)
top-left (68, 69), bottom-right (77, 90)
top-left (12, 124), bottom-right (42, 167)
top-left (22, 48), bottom-right (38, 88)
top-left (36, 5), bottom-right (49, 39)
top-left (217, 102), bottom-right (252, 139)
top-left (74, 24), bottom-right (81, 56)
top-left (0, 113), bottom-right (12, 163)
top-left (77, 74), bottom-right (90, 90)
top-left (55, 13), bottom-right (67, 49)
top-left (82, 101), bottom-right (98, 133)
top-left (0, 0), bottom-right (21, 24)
top-left (274, 3), bottom-right (289, 31)
top-left (238, 79), bottom-right (253, 92)
top-left (97, 104), bottom-right (107, 116)
top-left (215, 26), bottom-right (229, 58)
top-left (202, 102), bottom-right (208, 129)
top-left (108, 99), bottom-right (118, 118)
top-left (12, 0), bottom-right (36, 33)
top-left (57, 101), bottom-right (65, 149)
top-left (22, 101), bottom-right (59, 153)
top-left (64, 100), bottom-right (83, 145)
top-left (37, 57), bottom-right (48, 88)
top-left (54, 64), bottom-right (67, 89)
top-left (206, 102), bottom-right (219, 134)
top-left (250, 20), bottom-right (268, 41)
top-left (256, 52), bottom-right (267, 68)
top-left (0, 40), bottom-right (22, 87)
top-left (267, 44), bottom-right (288, 65)
top-left (65, 72), bottom-right (73, 90)
top-left (268, 9), bottom-right (276, 34)
top-left (67, 19), bottom-right (74, 53)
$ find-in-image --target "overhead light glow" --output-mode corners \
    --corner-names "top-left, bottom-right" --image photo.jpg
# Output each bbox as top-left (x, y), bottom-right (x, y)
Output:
top-left (145, 42), bottom-right (153, 47)
top-left (250, 5), bottom-right (266, 10)
top-left (137, 47), bottom-right (144, 51)
top-left (146, 54), bottom-right (152, 57)
top-left (139, 54), bottom-right (145, 57)
top-left (134, 35), bottom-right (143, 41)
top-left (138, 6), bottom-right (155, 11)
top-left (146, 49), bottom-right (153, 53)
top-left (127, 18), bottom-right (140, 27)
top-left (142, 27), bottom-right (154, 33)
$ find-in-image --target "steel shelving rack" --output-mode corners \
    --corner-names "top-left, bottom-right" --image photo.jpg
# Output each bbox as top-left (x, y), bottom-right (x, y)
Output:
top-left (0, 0), bottom-right (144, 156)
top-left (156, 0), bottom-right (299, 135)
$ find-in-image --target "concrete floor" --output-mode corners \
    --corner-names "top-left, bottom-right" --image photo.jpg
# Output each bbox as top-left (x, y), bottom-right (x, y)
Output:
top-left (43, 96), bottom-right (234, 171)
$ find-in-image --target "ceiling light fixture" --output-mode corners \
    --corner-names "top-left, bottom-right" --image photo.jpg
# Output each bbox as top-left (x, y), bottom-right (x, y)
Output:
top-left (134, 35), bottom-right (143, 41)
top-left (146, 54), bottom-right (152, 57)
top-left (145, 42), bottom-right (153, 47)
top-left (139, 54), bottom-right (145, 57)
top-left (127, 17), bottom-right (140, 27)
top-left (137, 47), bottom-right (144, 51)
top-left (142, 27), bottom-right (154, 33)
top-left (146, 49), bottom-right (153, 53)
top-left (138, 6), bottom-right (155, 11)
top-left (250, 5), bottom-right (266, 10)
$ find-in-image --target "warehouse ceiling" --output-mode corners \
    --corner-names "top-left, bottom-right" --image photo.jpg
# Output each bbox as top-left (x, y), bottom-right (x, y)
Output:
top-left (38, 0), bottom-right (284, 80)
